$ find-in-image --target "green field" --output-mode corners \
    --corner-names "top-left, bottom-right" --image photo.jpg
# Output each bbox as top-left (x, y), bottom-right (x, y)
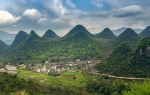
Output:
top-left (17, 70), bottom-right (88, 87)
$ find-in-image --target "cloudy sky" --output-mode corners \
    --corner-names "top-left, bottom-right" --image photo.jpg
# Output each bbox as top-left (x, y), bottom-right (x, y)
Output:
top-left (0, 0), bottom-right (150, 36)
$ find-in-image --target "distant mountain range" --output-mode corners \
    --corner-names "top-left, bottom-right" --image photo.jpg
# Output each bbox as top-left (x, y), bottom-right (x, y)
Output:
top-left (0, 31), bottom-right (16, 45)
top-left (0, 25), bottom-right (150, 63)
top-left (0, 27), bottom-right (144, 45)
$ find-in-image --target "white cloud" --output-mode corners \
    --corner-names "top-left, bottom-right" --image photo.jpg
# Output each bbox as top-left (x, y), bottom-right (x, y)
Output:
top-left (38, 17), bottom-right (47, 23)
top-left (113, 5), bottom-right (143, 18)
top-left (23, 9), bottom-right (42, 19)
top-left (119, 5), bottom-right (142, 13)
top-left (53, 0), bottom-right (67, 16)
top-left (0, 0), bottom-right (149, 36)
top-left (0, 10), bottom-right (20, 25)
top-left (65, 0), bottom-right (76, 9)
top-left (91, 0), bottom-right (103, 8)
top-left (45, 0), bottom-right (68, 17)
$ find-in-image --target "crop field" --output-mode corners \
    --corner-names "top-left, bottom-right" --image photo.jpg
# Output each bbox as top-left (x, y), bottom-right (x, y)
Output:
top-left (17, 70), bottom-right (88, 87)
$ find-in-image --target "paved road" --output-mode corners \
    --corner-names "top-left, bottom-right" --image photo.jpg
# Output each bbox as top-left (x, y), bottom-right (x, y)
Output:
top-left (99, 73), bottom-right (150, 80)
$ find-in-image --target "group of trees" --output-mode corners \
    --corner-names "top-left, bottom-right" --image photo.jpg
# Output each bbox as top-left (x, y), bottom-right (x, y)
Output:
top-left (86, 76), bottom-right (150, 95)
top-left (86, 77), bottom-right (129, 95)
top-left (96, 37), bottom-right (150, 77)
top-left (124, 81), bottom-right (150, 95)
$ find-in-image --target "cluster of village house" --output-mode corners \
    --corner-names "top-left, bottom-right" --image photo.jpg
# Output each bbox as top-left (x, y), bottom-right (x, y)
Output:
top-left (0, 59), bottom-right (99, 75)
top-left (26, 59), bottom-right (99, 74)
top-left (0, 65), bottom-right (17, 74)
top-left (1, 47), bottom-right (150, 75)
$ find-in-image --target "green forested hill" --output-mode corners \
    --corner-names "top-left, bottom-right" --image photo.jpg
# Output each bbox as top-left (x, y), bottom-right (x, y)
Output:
top-left (11, 31), bottom-right (29, 47)
top-left (42, 29), bottom-right (59, 39)
top-left (115, 28), bottom-right (140, 48)
top-left (51, 25), bottom-right (102, 59)
top-left (63, 25), bottom-right (92, 39)
top-left (96, 37), bottom-right (150, 77)
top-left (1, 25), bottom-right (150, 64)
top-left (97, 28), bottom-right (116, 39)
top-left (132, 37), bottom-right (150, 65)
top-left (140, 26), bottom-right (150, 38)
top-left (1, 31), bottom-right (52, 63)
top-left (1, 25), bottom-right (108, 63)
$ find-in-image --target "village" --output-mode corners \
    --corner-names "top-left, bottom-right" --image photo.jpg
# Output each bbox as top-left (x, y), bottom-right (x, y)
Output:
top-left (0, 59), bottom-right (100, 75)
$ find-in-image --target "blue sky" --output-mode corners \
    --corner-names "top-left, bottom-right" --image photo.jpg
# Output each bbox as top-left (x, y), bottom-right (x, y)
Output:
top-left (0, 0), bottom-right (150, 36)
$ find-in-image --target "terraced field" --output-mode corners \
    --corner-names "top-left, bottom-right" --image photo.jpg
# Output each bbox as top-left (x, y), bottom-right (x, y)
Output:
top-left (17, 70), bottom-right (89, 87)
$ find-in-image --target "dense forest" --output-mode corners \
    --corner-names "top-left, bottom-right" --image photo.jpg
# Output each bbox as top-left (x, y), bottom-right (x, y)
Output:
top-left (96, 37), bottom-right (150, 77)
top-left (1, 25), bottom-right (149, 63)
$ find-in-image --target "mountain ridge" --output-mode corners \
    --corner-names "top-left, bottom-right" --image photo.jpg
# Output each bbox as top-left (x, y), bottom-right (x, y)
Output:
top-left (43, 29), bottom-right (59, 39)
top-left (11, 31), bottom-right (29, 47)
top-left (63, 25), bottom-right (92, 39)
top-left (114, 28), bottom-right (140, 48)
top-left (1, 25), bottom-right (150, 63)
top-left (97, 28), bottom-right (116, 39)
top-left (139, 26), bottom-right (150, 38)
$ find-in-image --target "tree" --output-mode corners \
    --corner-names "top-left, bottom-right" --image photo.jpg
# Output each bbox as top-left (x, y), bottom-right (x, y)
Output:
top-left (124, 81), bottom-right (150, 95)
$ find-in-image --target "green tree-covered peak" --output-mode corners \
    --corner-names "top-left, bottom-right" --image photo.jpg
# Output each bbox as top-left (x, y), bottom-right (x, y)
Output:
top-left (113, 43), bottom-right (132, 57)
top-left (64, 25), bottom-right (91, 38)
top-left (117, 28), bottom-right (139, 42)
top-left (28, 30), bottom-right (40, 40)
top-left (98, 28), bottom-right (116, 39)
top-left (11, 31), bottom-right (29, 46)
top-left (43, 29), bottom-right (59, 38)
top-left (140, 26), bottom-right (150, 38)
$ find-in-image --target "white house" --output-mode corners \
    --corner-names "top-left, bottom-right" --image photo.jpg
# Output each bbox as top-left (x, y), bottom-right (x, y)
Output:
top-left (5, 65), bottom-right (17, 74)
top-left (0, 68), bottom-right (6, 72)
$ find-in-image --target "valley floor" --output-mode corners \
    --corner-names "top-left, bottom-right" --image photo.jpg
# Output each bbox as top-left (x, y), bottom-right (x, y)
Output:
top-left (17, 70), bottom-right (89, 87)
top-left (0, 70), bottom-right (150, 95)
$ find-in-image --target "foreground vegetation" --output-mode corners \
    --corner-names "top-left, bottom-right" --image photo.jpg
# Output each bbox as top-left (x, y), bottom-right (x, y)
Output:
top-left (0, 72), bottom-right (150, 95)
top-left (0, 72), bottom-right (89, 95)
top-left (124, 81), bottom-right (150, 95)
